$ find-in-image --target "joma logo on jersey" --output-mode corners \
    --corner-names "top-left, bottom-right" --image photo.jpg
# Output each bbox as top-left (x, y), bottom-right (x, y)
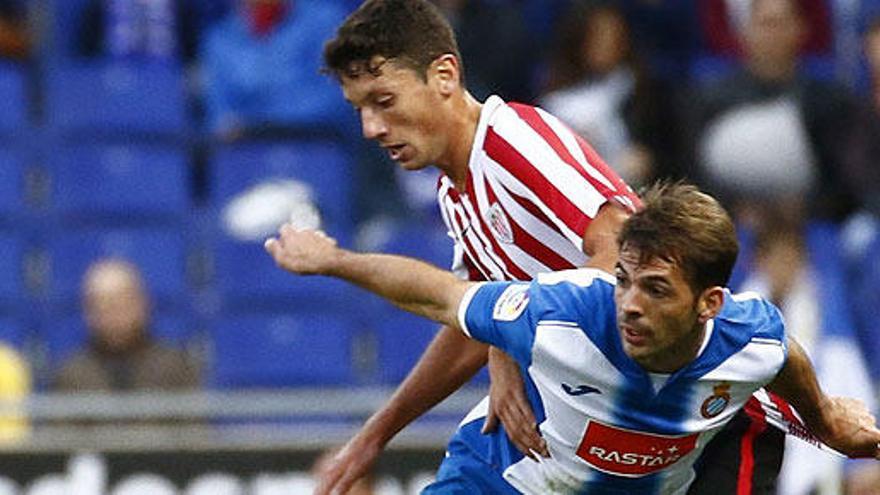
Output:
top-left (487, 202), bottom-right (514, 244)
top-left (576, 420), bottom-right (698, 477)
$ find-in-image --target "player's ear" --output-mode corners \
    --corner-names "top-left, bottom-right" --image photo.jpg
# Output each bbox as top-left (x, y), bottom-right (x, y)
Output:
top-left (696, 287), bottom-right (724, 324)
top-left (429, 54), bottom-right (461, 95)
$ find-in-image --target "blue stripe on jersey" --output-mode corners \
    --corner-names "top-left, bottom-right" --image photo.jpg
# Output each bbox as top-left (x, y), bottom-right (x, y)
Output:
top-left (464, 281), bottom-right (539, 366)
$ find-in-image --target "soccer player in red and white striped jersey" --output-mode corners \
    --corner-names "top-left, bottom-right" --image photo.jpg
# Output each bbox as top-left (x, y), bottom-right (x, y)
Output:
top-left (438, 96), bottom-right (639, 284)
top-left (315, 1), bottom-right (638, 493)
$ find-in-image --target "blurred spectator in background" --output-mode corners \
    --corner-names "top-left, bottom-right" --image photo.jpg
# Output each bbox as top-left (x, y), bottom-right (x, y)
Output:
top-left (201, 0), bottom-right (351, 141)
top-left (0, 0), bottom-right (29, 60)
top-left (76, 0), bottom-right (225, 63)
top-left (842, 15), bottom-right (880, 219)
top-left (431, 0), bottom-right (534, 103)
top-left (0, 341), bottom-right (29, 444)
top-left (53, 259), bottom-right (198, 392)
top-left (689, 0), bottom-right (858, 224)
top-left (738, 215), bottom-right (877, 495)
top-left (540, 0), bottom-right (683, 187)
top-left (698, 0), bottom-right (833, 58)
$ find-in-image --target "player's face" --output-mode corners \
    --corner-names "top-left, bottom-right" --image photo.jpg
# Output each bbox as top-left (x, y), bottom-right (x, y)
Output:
top-left (613, 246), bottom-right (707, 373)
top-left (341, 58), bottom-right (448, 171)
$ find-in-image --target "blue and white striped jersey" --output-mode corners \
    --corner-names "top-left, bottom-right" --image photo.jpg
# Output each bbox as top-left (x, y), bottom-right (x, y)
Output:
top-left (452, 268), bottom-right (788, 494)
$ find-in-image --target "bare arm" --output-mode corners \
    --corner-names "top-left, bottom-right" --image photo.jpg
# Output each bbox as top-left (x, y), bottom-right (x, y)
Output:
top-left (265, 225), bottom-right (472, 328)
top-left (581, 202), bottom-right (629, 271)
top-left (265, 226), bottom-right (493, 494)
top-left (767, 337), bottom-right (880, 459)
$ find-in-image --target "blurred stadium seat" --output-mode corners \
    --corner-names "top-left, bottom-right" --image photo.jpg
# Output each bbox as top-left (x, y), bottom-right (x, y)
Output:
top-left (0, 316), bottom-right (24, 350)
top-left (48, 0), bottom-right (92, 59)
top-left (0, 63), bottom-right (27, 135)
top-left (0, 149), bottom-right (26, 224)
top-left (0, 233), bottom-right (24, 310)
top-left (45, 226), bottom-right (188, 310)
top-left (208, 140), bottom-right (359, 309)
top-left (47, 143), bottom-right (189, 224)
top-left (209, 311), bottom-right (359, 388)
top-left (45, 62), bottom-right (188, 138)
top-left (368, 220), bottom-right (459, 384)
top-left (209, 140), bottom-right (355, 237)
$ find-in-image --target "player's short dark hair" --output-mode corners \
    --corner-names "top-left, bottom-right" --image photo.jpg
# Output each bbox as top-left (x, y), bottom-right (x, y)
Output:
top-left (618, 181), bottom-right (739, 293)
top-left (322, 0), bottom-right (463, 82)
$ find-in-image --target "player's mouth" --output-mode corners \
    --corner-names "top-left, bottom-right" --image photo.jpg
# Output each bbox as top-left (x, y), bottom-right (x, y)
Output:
top-left (620, 323), bottom-right (649, 347)
top-left (385, 144), bottom-right (408, 162)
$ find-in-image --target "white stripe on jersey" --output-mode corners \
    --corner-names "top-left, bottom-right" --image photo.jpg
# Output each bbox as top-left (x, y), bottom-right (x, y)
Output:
top-left (438, 183), bottom-right (506, 280)
top-left (536, 107), bottom-right (616, 191)
top-left (483, 159), bottom-right (588, 261)
top-left (458, 188), bottom-right (516, 279)
top-left (491, 103), bottom-right (608, 223)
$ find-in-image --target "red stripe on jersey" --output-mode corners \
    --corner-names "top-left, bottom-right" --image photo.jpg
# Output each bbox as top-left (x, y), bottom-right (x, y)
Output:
top-left (507, 187), bottom-right (566, 239)
top-left (510, 103), bottom-right (641, 213)
top-left (451, 200), bottom-right (503, 280)
top-left (737, 399), bottom-right (768, 495)
top-left (483, 127), bottom-right (590, 237)
top-left (481, 178), bottom-right (569, 276)
top-left (485, 180), bottom-right (577, 273)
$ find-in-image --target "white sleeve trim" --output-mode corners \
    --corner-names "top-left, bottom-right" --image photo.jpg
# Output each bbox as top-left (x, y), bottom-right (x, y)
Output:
top-left (457, 282), bottom-right (488, 338)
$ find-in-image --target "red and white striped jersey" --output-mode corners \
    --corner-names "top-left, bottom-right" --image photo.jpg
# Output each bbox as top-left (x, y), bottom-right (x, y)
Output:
top-left (437, 95), bottom-right (640, 282)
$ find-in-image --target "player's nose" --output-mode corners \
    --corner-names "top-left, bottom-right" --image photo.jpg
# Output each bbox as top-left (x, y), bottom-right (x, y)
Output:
top-left (360, 108), bottom-right (387, 140)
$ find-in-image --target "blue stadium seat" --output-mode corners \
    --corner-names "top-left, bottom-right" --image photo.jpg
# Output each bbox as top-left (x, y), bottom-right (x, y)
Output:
top-left (49, 0), bottom-right (92, 59)
top-left (45, 227), bottom-right (188, 309)
top-left (0, 317), bottom-right (25, 350)
top-left (0, 233), bottom-right (24, 309)
top-left (45, 62), bottom-right (188, 137)
top-left (209, 140), bottom-right (358, 308)
top-left (210, 141), bottom-right (355, 236)
top-left (47, 143), bottom-right (189, 223)
top-left (0, 64), bottom-right (27, 135)
top-left (209, 311), bottom-right (358, 388)
top-left (0, 149), bottom-right (25, 224)
top-left (370, 220), bottom-right (458, 383)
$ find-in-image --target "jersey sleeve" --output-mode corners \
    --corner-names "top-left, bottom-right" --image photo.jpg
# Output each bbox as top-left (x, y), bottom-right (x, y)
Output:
top-left (457, 281), bottom-right (544, 365)
top-left (500, 103), bottom-right (641, 246)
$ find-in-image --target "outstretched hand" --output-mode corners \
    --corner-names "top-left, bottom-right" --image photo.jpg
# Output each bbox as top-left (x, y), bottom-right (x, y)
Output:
top-left (312, 435), bottom-right (383, 495)
top-left (819, 397), bottom-right (880, 459)
top-left (264, 224), bottom-right (341, 275)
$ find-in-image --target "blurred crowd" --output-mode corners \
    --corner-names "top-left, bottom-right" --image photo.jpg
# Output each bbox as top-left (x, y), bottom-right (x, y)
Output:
top-left (0, 0), bottom-right (879, 492)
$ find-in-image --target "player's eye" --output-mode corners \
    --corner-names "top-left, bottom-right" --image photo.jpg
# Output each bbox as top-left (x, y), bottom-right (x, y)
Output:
top-left (376, 96), bottom-right (395, 109)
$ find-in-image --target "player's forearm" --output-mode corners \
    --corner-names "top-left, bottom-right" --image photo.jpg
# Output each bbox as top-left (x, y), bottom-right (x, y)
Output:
top-left (356, 325), bottom-right (489, 446)
top-left (328, 251), bottom-right (471, 328)
top-left (767, 338), bottom-right (832, 437)
top-left (581, 203), bottom-right (628, 272)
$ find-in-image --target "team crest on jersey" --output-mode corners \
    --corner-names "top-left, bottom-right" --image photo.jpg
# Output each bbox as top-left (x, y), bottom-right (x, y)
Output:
top-left (700, 383), bottom-right (732, 419)
top-left (492, 284), bottom-right (530, 321)
top-left (487, 202), bottom-right (514, 244)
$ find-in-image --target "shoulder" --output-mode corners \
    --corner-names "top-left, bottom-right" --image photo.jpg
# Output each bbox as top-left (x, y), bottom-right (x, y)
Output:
top-left (531, 269), bottom-right (616, 318)
top-left (719, 290), bottom-right (785, 342)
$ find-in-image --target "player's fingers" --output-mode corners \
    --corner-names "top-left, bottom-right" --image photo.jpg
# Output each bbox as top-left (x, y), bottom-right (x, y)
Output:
top-left (506, 402), bottom-right (548, 457)
top-left (264, 237), bottom-right (280, 257)
top-left (503, 409), bottom-right (546, 458)
top-left (482, 410), bottom-right (499, 434)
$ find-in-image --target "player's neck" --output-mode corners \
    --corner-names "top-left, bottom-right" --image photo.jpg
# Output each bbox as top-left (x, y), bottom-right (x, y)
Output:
top-left (440, 91), bottom-right (482, 191)
top-left (639, 323), bottom-right (707, 374)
